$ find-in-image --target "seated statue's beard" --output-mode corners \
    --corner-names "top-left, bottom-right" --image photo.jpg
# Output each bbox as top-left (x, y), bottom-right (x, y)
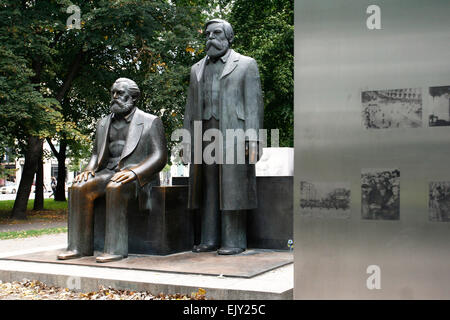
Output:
top-left (110, 99), bottom-right (134, 115)
top-left (206, 39), bottom-right (229, 59)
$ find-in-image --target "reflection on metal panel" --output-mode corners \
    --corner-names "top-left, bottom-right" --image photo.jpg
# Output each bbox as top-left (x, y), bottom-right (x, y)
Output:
top-left (295, 0), bottom-right (450, 299)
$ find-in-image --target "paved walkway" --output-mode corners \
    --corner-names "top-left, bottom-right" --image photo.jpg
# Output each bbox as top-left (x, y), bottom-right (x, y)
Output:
top-left (0, 221), bottom-right (67, 233)
top-left (0, 233), bottom-right (67, 255)
top-left (0, 220), bottom-right (67, 255)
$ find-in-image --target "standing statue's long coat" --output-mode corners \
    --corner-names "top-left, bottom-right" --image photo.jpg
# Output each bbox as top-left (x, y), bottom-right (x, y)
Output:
top-left (183, 49), bottom-right (264, 210)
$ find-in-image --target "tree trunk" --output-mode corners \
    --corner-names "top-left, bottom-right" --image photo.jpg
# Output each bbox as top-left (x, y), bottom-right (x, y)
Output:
top-left (55, 50), bottom-right (84, 103)
top-left (33, 146), bottom-right (44, 211)
top-left (54, 140), bottom-right (67, 202)
top-left (46, 50), bottom-right (85, 203)
top-left (11, 136), bottom-right (43, 219)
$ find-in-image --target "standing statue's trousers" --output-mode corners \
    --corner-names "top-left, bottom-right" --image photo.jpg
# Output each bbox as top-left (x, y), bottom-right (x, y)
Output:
top-left (200, 118), bottom-right (247, 250)
top-left (67, 168), bottom-right (138, 257)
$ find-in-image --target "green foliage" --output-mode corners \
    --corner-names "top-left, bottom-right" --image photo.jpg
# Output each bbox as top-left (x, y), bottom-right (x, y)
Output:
top-left (37, 0), bottom-right (214, 163)
top-left (0, 146), bottom-right (16, 179)
top-left (0, 0), bottom-right (293, 168)
top-left (137, 4), bottom-right (207, 157)
top-left (228, 0), bottom-right (294, 147)
top-left (0, 1), bottom-right (86, 156)
top-left (0, 227), bottom-right (67, 240)
top-left (0, 166), bottom-right (16, 180)
top-left (0, 199), bottom-right (68, 211)
top-left (0, 47), bottom-right (60, 154)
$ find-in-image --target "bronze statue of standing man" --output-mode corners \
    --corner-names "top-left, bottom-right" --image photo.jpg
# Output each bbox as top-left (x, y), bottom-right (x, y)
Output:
top-left (183, 19), bottom-right (264, 255)
top-left (58, 78), bottom-right (167, 263)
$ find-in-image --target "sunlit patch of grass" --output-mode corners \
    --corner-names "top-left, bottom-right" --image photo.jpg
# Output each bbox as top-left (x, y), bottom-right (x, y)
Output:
top-left (0, 199), bottom-right (67, 222)
top-left (0, 227), bottom-right (67, 240)
top-left (0, 199), bottom-right (67, 211)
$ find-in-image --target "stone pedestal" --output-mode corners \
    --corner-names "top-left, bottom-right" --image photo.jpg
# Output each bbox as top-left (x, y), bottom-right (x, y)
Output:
top-left (172, 177), bottom-right (189, 186)
top-left (248, 176), bottom-right (293, 250)
top-left (168, 176), bottom-right (293, 251)
top-left (94, 186), bottom-right (193, 255)
top-left (91, 176), bottom-right (291, 255)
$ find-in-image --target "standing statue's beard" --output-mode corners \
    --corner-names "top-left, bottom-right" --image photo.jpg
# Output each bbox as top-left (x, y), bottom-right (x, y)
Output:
top-left (110, 98), bottom-right (134, 115)
top-left (206, 39), bottom-right (229, 59)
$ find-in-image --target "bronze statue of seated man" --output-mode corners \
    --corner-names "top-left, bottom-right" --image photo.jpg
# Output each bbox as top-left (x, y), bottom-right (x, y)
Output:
top-left (57, 78), bottom-right (167, 263)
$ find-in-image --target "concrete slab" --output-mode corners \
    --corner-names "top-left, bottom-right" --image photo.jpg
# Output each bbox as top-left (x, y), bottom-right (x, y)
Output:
top-left (0, 242), bottom-right (293, 299)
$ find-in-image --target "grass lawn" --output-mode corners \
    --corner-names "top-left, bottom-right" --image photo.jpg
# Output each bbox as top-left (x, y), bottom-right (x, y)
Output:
top-left (0, 227), bottom-right (67, 240)
top-left (0, 199), bottom-right (67, 211)
top-left (0, 199), bottom-right (67, 223)
top-left (0, 199), bottom-right (68, 239)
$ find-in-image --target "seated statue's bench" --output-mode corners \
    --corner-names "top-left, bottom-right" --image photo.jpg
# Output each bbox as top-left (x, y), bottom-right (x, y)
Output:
top-left (92, 185), bottom-right (193, 255)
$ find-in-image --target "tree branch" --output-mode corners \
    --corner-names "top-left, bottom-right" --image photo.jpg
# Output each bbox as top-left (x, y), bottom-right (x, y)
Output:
top-left (56, 49), bottom-right (85, 103)
top-left (46, 138), bottom-right (59, 158)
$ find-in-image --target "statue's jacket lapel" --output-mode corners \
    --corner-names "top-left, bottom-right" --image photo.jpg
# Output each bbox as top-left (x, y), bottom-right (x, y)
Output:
top-left (191, 49), bottom-right (241, 123)
top-left (119, 109), bottom-right (144, 164)
top-left (95, 109), bottom-right (145, 170)
top-left (219, 49), bottom-right (239, 80)
top-left (97, 114), bottom-right (112, 169)
top-left (195, 49), bottom-right (240, 82)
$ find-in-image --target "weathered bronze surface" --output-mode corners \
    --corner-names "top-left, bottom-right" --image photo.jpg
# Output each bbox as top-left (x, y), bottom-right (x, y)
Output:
top-left (93, 185), bottom-right (194, 255)
top-left (183, 19), bottom-right (264, 255)
top-left (57, 78), bottom-right (167, 263)
top-left (161, 176), bottom-right (294, 250)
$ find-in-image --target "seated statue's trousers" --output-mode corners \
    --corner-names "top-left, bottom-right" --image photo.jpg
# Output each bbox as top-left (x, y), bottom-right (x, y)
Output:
top-left (67, 168), bottom-right (138, 257)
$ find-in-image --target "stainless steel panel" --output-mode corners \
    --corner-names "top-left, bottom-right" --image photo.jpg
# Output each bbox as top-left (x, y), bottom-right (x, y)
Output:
top-left (294, 0), bottom-right (450, 299)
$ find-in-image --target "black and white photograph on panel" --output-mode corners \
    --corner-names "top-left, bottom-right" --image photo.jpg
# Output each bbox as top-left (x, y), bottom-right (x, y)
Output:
top-left (429, 182), bottom-right (450, 222)
top-left (300, 181), bottom-right (351, 218)
top-left (428, 86), bottom-right (450, 127)
top-left (362, 88), bottom-right (422, 129)
top-left (361, 168), bottom-right (400, 220)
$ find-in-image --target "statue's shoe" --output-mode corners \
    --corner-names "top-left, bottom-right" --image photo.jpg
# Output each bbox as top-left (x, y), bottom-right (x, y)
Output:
top-left (96, 253), bottom-right (125, 263)
top-left (57, 250), bottom-right (81, 260)
top-left (217, 247), bottom-right (245, 255)
top-left (192, 244), bottom-right (218, 253)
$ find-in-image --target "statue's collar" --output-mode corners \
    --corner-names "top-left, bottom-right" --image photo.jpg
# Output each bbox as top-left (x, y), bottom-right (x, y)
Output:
top-left (196, 49), bottom-right (239, 82)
